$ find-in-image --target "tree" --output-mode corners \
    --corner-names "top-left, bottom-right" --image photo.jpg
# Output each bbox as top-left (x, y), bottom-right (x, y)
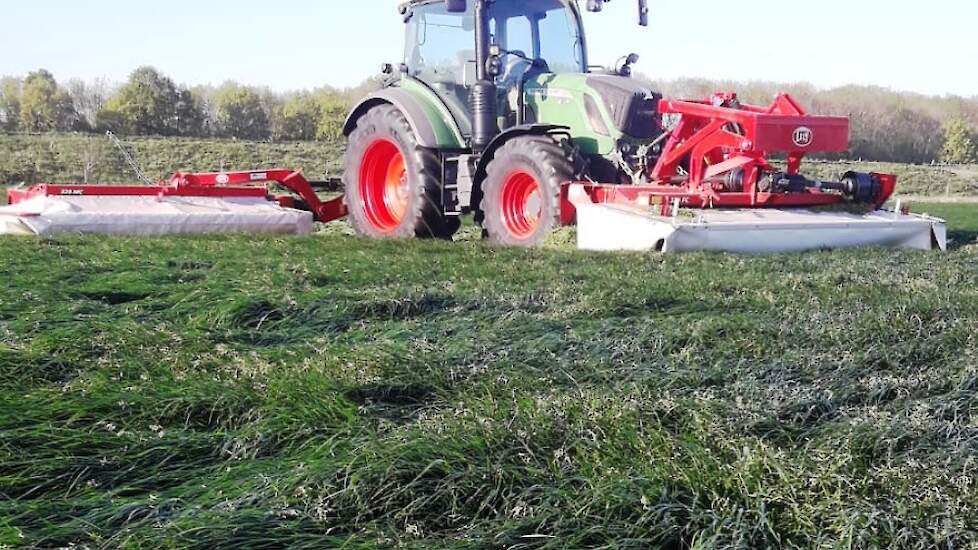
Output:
top-left (213, 84), bottom-right (270, 140)
top-left (66, 78), bottom-right (110, 130)
top-left (0, 77), bottom-right (21, 131)
top-left (19, 70), bottom-right (79, 132)
top-left (174, 88), bottom-right (207, 137)
top-left (94, 109), bottom-right (128, 134)
top-left (273, 93), bottom-right (320, 141)
top-left (941, 118), bottom-right (978, 164)
top-left (99, 67), bottom-right (204, 136)
top-left (315, 93), bottom-right (350, 143)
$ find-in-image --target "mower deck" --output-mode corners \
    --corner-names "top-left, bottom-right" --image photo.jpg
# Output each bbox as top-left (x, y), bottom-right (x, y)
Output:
top-left (573, 198), bottom-right (947, 254)
top-left (0, 194), bottom-right (314, 237)
top-left (0, 170), bottom-right (344, 237)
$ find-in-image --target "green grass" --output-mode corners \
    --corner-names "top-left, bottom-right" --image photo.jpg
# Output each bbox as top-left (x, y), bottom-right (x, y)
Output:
top-left (805, 161), bottom-right (978, 197)
top-left (0, 134), bottom-right (344, 185)
top-left (1, 202), bottom-right (977, 548)
top-left (2, 133), bottom-right (977, 200)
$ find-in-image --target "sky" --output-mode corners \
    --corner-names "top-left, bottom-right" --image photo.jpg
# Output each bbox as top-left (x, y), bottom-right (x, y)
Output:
top-left (1, 0), bottom-right (976, 97)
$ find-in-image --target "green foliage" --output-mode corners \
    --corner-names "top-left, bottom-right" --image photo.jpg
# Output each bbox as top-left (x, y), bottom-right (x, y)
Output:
top-left (99, 67), bottom-right (204, 137)
top-left (213, 84), bottom-right (270, 140)
top-left (18, 70), bottom-right (79, 132)
top-left (272, 91), bottom-right (352, 142)
top-left (274, 93), bottom-right (321, 141)
top-left (1, 206), bottom-right (977, 547)
top-left (941, 118), bottom-right (978, 164)
top-left (0, 77), bottom-right (21, 131)
top-left (3, 66), bottom-right (978, 167)
top-left (315, 93), bottom-right (350, 143)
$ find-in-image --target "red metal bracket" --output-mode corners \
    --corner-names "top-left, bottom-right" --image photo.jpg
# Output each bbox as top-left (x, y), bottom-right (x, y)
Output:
top-left (651, 93), bottom-right (850, 206)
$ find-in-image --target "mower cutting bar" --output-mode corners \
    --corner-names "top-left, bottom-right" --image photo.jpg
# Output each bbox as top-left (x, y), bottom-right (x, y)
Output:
top-left (566, 183), bottom-right (948, 254)
top-left (1, 169), bottom-right (346, 237)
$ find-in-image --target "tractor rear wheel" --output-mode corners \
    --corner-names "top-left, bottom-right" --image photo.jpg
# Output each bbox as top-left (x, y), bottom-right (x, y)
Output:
top-left (343, 105), bottom-right (460, 239)
top-left (480, 136), bottom-right (573, 247)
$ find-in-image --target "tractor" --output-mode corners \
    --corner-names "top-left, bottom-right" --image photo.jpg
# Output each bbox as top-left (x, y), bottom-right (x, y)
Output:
top-left (343, 0), bottom-right (663, 246)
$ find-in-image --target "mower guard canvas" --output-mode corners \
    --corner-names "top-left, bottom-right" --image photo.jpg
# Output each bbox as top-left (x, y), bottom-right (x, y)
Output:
top-left (0, 194), bottom-right (313, 237)
top-left (570, 186), bottom-right (948, 254)
top-left (0, 170), bottom-right (344, 237)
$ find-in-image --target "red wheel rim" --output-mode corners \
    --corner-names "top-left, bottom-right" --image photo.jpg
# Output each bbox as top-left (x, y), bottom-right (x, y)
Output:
top-left (500, 170), bottom-right (543, 239)
top-left (359, 139), bottom-right (409, 233)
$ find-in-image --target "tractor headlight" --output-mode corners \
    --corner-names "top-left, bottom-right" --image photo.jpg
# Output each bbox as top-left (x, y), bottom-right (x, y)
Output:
top-left (584, 94), bottom-right (610, 137)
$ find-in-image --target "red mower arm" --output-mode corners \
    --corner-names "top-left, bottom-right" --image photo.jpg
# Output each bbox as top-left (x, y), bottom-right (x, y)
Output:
top-left (170, 169), bottom-right (347, 223)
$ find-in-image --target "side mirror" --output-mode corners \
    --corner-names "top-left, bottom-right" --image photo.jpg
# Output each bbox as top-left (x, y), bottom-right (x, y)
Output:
top-left (618, 53), bottom-right (640, 77)
top-left (446, 0), bottom-right (467, 13)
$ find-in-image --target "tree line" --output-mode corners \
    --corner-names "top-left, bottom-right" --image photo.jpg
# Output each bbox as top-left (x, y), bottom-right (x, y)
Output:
top-left (0, 67), bottom-right (371, 143)
top-left (1, 67), bottom-right (976, 164)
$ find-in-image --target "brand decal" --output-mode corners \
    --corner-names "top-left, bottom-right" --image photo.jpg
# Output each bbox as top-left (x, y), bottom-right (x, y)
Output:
top-left (792, 126), bottom-right (814, 148)
top-left (526, 88), bottom-right (574, 103)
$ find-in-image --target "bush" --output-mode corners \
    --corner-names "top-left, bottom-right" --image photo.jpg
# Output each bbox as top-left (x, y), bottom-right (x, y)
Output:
top-left (941, 118), bottom-right (978, 164)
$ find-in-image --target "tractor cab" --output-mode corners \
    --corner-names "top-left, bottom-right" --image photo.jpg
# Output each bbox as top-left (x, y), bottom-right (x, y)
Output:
top-left (402, 0), bottom-right (588, 136)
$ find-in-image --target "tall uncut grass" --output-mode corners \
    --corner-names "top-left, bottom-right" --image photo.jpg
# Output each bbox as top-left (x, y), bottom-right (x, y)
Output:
top-left (1, 203), bottom-right (977, 547)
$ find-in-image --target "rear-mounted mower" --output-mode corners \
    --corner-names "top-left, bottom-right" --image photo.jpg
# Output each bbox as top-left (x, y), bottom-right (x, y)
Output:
top-left (0, 0), bottom-right (947, 253)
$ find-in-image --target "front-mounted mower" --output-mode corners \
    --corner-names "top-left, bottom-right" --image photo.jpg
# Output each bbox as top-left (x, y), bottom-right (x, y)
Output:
top-left (1, 0), bottom-right (946, 252)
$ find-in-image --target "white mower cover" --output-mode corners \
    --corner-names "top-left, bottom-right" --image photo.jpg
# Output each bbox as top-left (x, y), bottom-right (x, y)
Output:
top-left (0, 195), bottom-right (314, 237)
top-left (575, 202), bottom-right (947, 254)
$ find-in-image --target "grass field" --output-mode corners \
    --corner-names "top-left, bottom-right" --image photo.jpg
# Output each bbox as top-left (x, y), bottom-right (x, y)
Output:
top-left (1, 201), bottom-right (977, 548)
top-left (2, 133), bottom-right (977, 199)
top-left (0, 134), bottom-right (344, 186)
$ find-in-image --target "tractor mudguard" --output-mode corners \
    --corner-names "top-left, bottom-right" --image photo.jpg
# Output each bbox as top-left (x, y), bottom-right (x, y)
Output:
top-left (344, 86), bottom-right (466, 150)
top-left (473, 124), bottom-right (570, 184)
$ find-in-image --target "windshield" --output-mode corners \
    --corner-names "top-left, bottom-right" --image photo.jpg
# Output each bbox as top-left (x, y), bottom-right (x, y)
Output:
top-left (404, 0), bottom-right (586, 85)
top-left (491, 0), bottom-right (586, 73)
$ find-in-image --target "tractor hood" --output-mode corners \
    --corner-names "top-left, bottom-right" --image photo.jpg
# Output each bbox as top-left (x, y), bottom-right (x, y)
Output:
top-left (523, 72), bottom-right (662, 155)
top-left (584, 75), bottom-right (662, 139)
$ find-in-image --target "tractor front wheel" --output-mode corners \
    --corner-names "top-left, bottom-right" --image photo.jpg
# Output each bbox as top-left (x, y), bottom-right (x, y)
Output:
top-left (344, 105), bottom-right (459, 239)
top-left (480, 136), bottom-right (574, 247)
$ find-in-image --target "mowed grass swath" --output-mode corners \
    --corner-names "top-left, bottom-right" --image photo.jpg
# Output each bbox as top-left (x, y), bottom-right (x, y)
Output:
top-left (0, 202), bottom-right (975, 548)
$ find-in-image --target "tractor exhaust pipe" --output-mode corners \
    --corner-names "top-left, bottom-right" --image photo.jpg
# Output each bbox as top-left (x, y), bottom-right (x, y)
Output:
top-left (470, 0), bottom-right (497, 152)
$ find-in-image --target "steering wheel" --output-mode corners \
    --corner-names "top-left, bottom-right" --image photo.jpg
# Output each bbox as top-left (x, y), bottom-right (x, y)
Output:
top-left (498, 50), bottom-right (534, 90)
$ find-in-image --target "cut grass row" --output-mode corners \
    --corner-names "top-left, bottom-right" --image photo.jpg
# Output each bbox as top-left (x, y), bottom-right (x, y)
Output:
top-left (1, 202), bottom-right (976, 547)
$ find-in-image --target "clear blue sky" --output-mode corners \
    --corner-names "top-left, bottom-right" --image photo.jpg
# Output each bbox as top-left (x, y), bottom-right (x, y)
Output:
top-left (1, 0), bottom-right (975, 97)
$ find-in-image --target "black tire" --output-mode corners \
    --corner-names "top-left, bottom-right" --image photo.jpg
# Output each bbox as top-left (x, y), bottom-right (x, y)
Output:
top-left (343, 105), bottom-right (460, 239)
top-left (480, 136), bottom-right (574, 247)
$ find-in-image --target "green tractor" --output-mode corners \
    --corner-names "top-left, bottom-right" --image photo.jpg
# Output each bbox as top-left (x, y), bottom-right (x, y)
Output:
top-left (343, 0), bottom-right (655, 246)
